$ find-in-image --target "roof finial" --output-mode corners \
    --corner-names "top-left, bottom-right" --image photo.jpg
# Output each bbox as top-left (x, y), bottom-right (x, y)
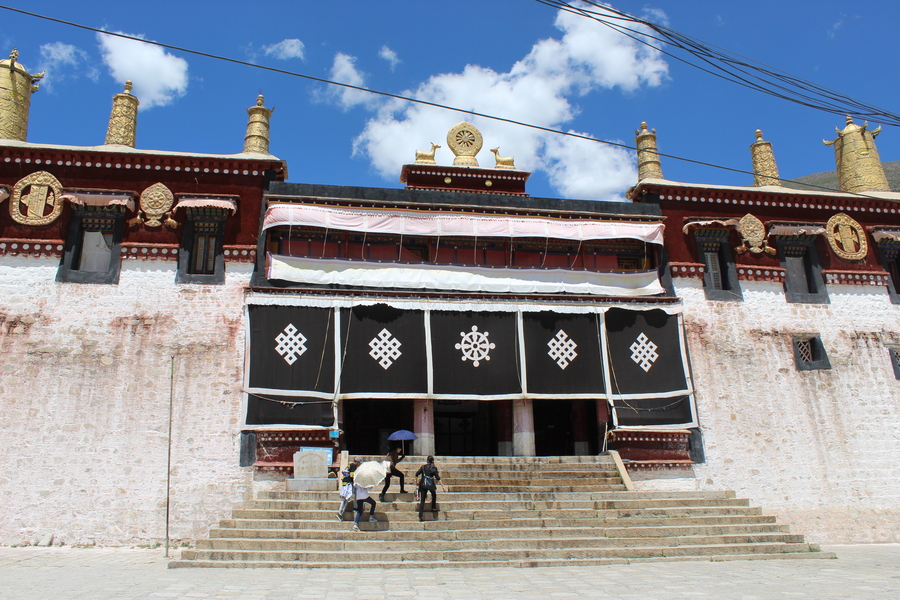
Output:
top-left (824, 116), bottom-right (889, 193)
top-left (243, 94), bottom-right (273, 154)
top-left (0, 49), bottom-right (44, 141)
top-left (105, 80), bottom-right (140, 147)
top-left (750, 129), bottom-right (781, 187)
top-left (634, 122), bottom-right (663, 181)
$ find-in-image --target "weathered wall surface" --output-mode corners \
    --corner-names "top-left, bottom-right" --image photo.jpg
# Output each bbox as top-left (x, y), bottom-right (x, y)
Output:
top-left (0, 256), bottom-right (255, 546)
top-left (668, 278), bottom-right (900, 543)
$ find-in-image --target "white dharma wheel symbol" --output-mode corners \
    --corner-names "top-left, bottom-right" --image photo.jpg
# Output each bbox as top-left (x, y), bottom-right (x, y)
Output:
top-left (455, 325), bottom-right (495, 367)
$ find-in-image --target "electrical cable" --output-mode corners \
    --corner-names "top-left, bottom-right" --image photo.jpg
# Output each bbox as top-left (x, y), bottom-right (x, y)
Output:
top-left (0, 4), bottom-right (893, 200)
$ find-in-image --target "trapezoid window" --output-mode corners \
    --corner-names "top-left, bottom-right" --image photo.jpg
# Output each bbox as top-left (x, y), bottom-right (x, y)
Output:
top-left (777, 236), bottom-right (829, 304)
top-left (56, 206), bottom-right (126, 285)
top-left (792, 335), bottom-right (831, 371)
top-left (693, 229), bottom-right (742, 301)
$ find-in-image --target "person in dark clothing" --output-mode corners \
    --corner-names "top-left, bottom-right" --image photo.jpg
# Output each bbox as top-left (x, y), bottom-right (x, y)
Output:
top-left (379, 446), bottom-right (406, 502)
top-left (415, 455), bottom-right (445, 522)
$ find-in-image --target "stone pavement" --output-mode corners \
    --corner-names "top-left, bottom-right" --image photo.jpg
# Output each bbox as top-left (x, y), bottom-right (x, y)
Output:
top-left (1, 545), bottom-right (898, 599)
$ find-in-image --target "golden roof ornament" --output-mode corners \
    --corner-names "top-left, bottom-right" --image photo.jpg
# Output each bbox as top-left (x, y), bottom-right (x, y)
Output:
top-left (490, 147), bottom-right (516, 170)
top-left (105, 81), bottom-right (139, 147)
top-left (243, 94), bottom-right (273, 154)
top-left (750, 129), bottom-right (781, 187)
top-left (447, 122), bottom-right (483, 167)
top-left (824, 115), bottom-right (889, 193)
top-left (635, 122), bottom-right (663, 181)
top-left (414, 142), bottom-right (441, 164)
top-left (0, 49), bottom-right (45, 141)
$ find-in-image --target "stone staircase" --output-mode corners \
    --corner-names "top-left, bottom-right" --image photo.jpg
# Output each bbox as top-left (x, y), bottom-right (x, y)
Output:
top-left (169, 455), bottom-right (834, 568)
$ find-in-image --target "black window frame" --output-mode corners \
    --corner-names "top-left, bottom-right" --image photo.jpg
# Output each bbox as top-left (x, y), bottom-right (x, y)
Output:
top-left (889, 347), bottom-right (900, 380)
top-left (56, 205), bottom-right (126, 285)
top-left (876, 241), bottom-right (900, 305)
top-left (693, 229), bottom-right (742, 301)
top-left (176, 208), bottom-right (228, 285)
top-left (777, 236), bottom-right (829, 304)
top-left (792, 335), bottom-right (831, 371)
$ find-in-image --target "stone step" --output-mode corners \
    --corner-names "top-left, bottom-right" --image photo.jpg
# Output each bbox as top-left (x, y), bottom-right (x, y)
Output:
top-left (195, 532), bottom-right (807, 553)
top-left (218, 513), bottom-right (779, 532)
top-left (258, 490), bottom-right (739, 501)
top-left (176, 542), bottom-right (820, 564)
top-left (170, 550), bottom-right (837, 569)
top-left (357, 456), bottom-right (618, 465)
top-left (209, 521), bottom-right (790, 541)
top-left (240, 496), bottom-right (751, 512)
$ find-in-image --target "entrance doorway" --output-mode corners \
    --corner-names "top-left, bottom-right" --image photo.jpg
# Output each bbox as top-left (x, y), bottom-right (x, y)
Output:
top-left (341, 399), bottom-right (413, 456)
top-left (434, 400), bottom-right (497, 456)
top-left (533, 399), bottom-right (599, 456)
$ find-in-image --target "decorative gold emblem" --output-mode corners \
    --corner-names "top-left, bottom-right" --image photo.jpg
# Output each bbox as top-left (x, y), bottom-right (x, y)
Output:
top-left (10, 171), bottom-right (64, 225)
top-left (129, 183), bottom-right (178, 229)
top-left (735, 213), bottom-right (775, 255)
top-left (825, 213), bottom-right (867, 260)
top-left (489, 147), bottom-right (516, 170)
top-left (414, 142), bottom-right (441, 165)
top-left (447, 122), bottom-right (483, 167)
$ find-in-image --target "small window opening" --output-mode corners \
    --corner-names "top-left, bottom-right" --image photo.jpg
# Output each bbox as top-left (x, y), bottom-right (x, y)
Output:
top-left (191, 222), bottom-right (218, 275)
top-left (793, 335), bottom-right (831, 371)
top-left (704, 250), bottom-right (724, 291)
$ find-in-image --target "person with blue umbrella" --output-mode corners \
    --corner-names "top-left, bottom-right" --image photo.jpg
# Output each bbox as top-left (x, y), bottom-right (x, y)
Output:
top-left (379, 430), bottom-right (417, 502)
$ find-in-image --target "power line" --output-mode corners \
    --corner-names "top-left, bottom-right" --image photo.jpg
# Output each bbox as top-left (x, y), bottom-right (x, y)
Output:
top-left (536, 0), bottom-right (900, 127)
top-left (0, 4), bottom-right (887, 199)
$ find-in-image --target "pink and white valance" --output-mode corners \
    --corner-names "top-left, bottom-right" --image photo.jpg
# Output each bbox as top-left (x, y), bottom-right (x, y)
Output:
top-left (61, 192), bottom-right (135, 211)
top-left (263, 203), bottom-right (665, 244)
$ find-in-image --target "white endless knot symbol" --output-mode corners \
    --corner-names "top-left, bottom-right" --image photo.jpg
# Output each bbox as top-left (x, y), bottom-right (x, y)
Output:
top-left (369, 328), bottom-right (402, 370)
top-left (629, 332), bottom-right (659, 373)
top-left (275, 324), bottom-right (307, 365)
top-left (547, 329), bottom-right (578, 370)
top-left (455, 325), bottom-right (495, 367)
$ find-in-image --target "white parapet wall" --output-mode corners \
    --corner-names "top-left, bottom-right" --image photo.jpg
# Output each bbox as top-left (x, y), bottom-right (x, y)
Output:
top-left (0, 256), bottom-right (256, 547)
top-left (672, 277), bottom-right (900, 543)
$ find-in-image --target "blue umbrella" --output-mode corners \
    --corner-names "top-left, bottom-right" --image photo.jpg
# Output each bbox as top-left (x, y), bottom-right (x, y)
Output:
top-left (387, 429), bottom-right (418, 456)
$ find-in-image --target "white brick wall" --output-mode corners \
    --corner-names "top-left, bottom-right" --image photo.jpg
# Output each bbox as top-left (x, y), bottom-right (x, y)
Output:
top-left (0, 256), bottom-right (255, 546)
top-left (672, 277), bottom-right (900, 543)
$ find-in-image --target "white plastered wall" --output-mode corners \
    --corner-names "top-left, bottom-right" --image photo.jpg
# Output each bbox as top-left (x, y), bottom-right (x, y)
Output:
top-left (0, 255), bottom-right (263, 546)
top-left (651, 277), bottom-right (900, 543)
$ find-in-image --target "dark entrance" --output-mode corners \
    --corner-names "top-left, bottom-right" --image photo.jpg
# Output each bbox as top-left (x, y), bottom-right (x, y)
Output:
top-left (534, 399), bottom-right (599, 456)
top-left (434, 400), bottom-right (497, 456)
top-left (341, 399), bottom-right (413, 456)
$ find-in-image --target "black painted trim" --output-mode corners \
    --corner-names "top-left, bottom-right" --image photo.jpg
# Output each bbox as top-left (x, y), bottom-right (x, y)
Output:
top-left (693, 233), bottom-right (743, 302)
top-left (56, 213), bottom-right (124, 285)
top-left (175, 220), bottom-right (226, 285)
top-left (792, 336), bottom-right (831, 371)
top-left (777, 237), bottom-right (829, 304)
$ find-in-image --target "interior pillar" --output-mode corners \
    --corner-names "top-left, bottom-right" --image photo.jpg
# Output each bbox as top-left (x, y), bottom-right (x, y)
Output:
top-left (572, 400), bottom-right (589, 455)
top-left (597, 398), bottom-right (610, 452)
top-left (496, 400), bottom-right (513, 456)
top-left (413, 398), bottom-right (434, 457)
top-left (512, 399), bottom-right (535, 456)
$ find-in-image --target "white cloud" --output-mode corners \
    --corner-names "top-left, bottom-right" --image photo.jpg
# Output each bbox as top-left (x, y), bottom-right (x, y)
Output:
top-left (36, 42), bottom-right (90, 90)
top-left (379, 45), bottom-right (401, 70)
top-left (263, 38), bottom-right (305, 60)
top-left (96, 31), bottom-right (189, 109)
top-left (326, 52), bottom-right (380, 110)
top-left (349, 3), bottom-right (666, 200)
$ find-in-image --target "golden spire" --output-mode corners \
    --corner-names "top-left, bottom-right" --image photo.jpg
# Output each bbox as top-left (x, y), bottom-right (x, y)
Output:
top-left (635, 122), bottom-right (663, 181)
top-left (0, 49), bottom-right (45, 141)
top-left (243, 94), bottom-right (273, 154)
top-left (824, 115), bottom-right (889, 193)
top-left (750, 129), bottom-right (781, 187)
top-left (105, 81), bottom-right (139, 147)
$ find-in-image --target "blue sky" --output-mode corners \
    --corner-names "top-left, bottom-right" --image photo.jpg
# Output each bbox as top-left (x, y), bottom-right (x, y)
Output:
top-left (2, 1), bottom-right (898, 200)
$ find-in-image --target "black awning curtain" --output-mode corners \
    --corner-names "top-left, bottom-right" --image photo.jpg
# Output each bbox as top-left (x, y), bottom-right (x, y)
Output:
top-left (245, 302), bottom-right (696, 428)
top-left (522, 312), bottom-right (605, 396)
top-left (338, 305), bottom-right (428, 395)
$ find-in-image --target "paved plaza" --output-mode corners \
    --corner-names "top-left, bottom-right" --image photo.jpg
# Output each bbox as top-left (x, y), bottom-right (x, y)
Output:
top-left (1, 544), bottom-right (898, 599)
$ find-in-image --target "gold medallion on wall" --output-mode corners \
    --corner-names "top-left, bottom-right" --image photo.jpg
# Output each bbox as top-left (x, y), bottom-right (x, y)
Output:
top-left (10, 171), bottom-right (64, 226)
top-left (734, 213), bottom-right (775, 255)
top-left (825, 213), bottom-right (867, 260)
top-left (130, 183), bottom-right (178, 229)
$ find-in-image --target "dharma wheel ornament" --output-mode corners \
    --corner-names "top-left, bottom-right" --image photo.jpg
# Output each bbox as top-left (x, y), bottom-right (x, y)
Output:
top-left (447, 122), bottom-right (483, 167)
top-left (129, 183), bottom-right (178, 229)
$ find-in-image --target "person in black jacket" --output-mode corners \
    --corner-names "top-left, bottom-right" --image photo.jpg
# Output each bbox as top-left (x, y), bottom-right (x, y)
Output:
top-left (415, 456), bottom-right (445, 522)
top-left (379, 446), bottom-right (406, 502)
